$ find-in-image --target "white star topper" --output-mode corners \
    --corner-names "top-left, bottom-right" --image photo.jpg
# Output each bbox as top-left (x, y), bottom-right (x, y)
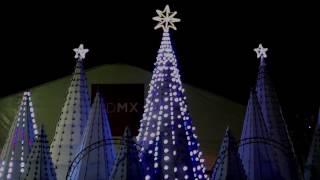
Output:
top-left (152, 5), bottom-right (181, 32)
top-left (73, 44), bottom-right (89, 60)
top-left (254, 44), bottom-right (268, 58)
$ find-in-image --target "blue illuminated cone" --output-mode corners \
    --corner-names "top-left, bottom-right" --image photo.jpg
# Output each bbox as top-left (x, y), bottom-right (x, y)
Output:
top-left (109, 127), bottom-right (144, 180)
top-left (74, 92), bottom-right (115, 180)
top-left (211, 127), bottom-right (246, 180)
top-left (136, 5), bottom-right (207, 180)
top-left (20, 126), bottom-right (56, 180)
top-left (304, 108), bottom-right (320, 180)
top-left (254, 44), bottom-right (302, 180)
top-left (239, 90), bottom-right (283, 180)
top-left (50, 44), bottom-right (90, 180)
top-left (0, 92), bottom-right (38, 180)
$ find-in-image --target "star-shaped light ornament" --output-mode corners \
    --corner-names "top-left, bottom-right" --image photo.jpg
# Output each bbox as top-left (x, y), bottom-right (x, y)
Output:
top-left (152, 5), bottom-right (181, 32)
top-left (254, 44), bottom-right (268, 59)
top-left (73, 44), bottom-right (89, 60)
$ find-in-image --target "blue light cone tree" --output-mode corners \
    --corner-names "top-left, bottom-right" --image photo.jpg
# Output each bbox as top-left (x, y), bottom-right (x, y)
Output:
top-left (20, 126), bottom-right (56, 180)
top-left (136, 5), bottom-right (207, 180)
top-left (211, 127), bottom-right (246, 180)
top-left (238, 90), bottom-right (284, 180)
top-left (0, 92), bottom-right (38, 180)
top-left (50, 44), bottom-right (91, 180)
top-left (254, 44), bottom-right (302, 180)
top-left (74, 92), bottom-right (115, 180)
top-left (109, 127), bottom-right (144, 180)
top-left (304, 108), bottom-right (320, 180)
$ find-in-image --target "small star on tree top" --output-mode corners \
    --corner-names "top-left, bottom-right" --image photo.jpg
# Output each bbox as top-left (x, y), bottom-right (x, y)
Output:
top-left (73, 44), bottom-right (89, 60)
top-left (152, 5), bottom-right (181, 32)
top-left (254, 44), bottom-right (268, 59)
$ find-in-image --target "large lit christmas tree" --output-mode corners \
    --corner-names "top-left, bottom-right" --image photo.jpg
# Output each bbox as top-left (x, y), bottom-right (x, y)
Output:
top-left (238, 90), bottom-right (283, 180)
top-left (20, 125), bottom-right (56, 180)
top-left (73, 92), bottom-right (115, 180)
top-left (254, 44), bottom-right (302, 180)
top-left (0, 91), bottom-right (38, 180)
top-left (50, 44), bottom-right (91, 180)
top-left (211, 127), bottom-right (246, 180)
top-left (136, 5), bottom-right (207, 180)
top-left (109, 127), bottom-right (144, 180)
top-left (304, 108), bottom-right (320, 180)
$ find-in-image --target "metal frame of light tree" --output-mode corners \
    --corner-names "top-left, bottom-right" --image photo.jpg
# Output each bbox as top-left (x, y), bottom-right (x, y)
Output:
top-left (109, 127), bottom-right (145, 180)
top-left (66, 138), bottom-right (142, 179)
top-left (238, 89), bottom-right (284, 180)
top-left (72, 92), bottom-right (115, 180)
top-left (238, 45), bottom-right (296, 180)
top-left (254, 44), bottom-right (303, 180)
top-left (50, 44), bottom-right (91, 180)
top-left (211, 127), bottom-right (247, 180)
top-left (136, 5), bottom-right (208, 180)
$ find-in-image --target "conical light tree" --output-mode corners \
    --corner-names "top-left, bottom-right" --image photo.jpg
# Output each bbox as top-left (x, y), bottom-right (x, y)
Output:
top-left (109, 127), bottom-right (144, 180)
top-left (304, 108), bottom-right (320, 180)
top-left (73, 91), bottom-right (115, 180)
top-left (136, 5), bottom-right (207, 180)
top-left (211, 127), bottom-right (246, 180)
top-left (20, 125), bottom-right (56, 180)
top-left (0, 91), bottom-right (38, 180)
top-left (50, 44), bottom-right (91, 180)
top-left (238, 90), bottom-right (283, 180)
top-left (254, 44), bottom-right (302, 180)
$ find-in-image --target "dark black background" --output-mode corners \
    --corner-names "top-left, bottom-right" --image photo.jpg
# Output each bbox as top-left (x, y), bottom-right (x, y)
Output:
top-left (0, 1), bottom-right (319, 160)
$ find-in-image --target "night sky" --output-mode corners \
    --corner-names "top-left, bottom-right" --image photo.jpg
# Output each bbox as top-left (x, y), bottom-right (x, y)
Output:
top-left (0, 1), bottom-right (319, 160)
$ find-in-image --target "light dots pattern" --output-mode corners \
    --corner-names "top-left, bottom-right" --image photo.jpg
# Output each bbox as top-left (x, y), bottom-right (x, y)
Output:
top-left (20, 126), bottom-right (57, 180)
top-left (0, 92), bottom-right (38, 179)
top-left (136, 5), bottom-right (207, 179)
top-left (50, 44), bottom-right (90, 180)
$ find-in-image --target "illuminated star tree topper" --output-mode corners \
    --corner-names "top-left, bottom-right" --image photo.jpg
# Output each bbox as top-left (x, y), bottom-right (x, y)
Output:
top-left (254, 44), bottom-right (268, 58)
top-left (152, 5), bottom-right (181, 32)
top-left (73, 44), bottom-right (89, 60)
